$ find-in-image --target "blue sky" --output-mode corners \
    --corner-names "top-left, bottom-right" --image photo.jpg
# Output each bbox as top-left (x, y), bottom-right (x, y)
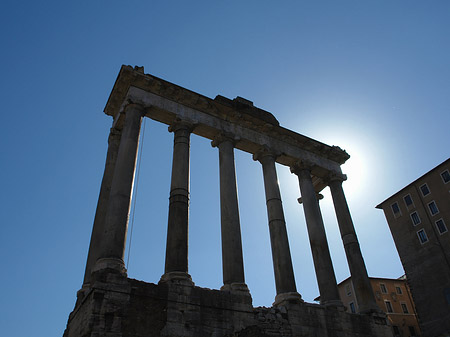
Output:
top-left (1, 1), bottom-right (449, 336)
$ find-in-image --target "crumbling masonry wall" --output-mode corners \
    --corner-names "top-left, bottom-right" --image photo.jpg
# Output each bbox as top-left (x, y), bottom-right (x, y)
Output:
top-left (64, 270), bottom-right (392, 337)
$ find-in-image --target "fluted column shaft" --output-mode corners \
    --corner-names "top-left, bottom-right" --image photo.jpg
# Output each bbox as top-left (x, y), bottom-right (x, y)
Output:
top-left (83, 127), bottom-right (121, 285)
top-left (163, 122), bottom-right (192, 281)
top-left (257, 153), bottom-right (300, 301)
top-left (216, 138), bottom-right (246, 288)
top-left (95, 104), bottom-right (144, 272)
top-left (294, 167), bottom-right (341, 306)
top-left (329, 178), bottom-right (379, 312)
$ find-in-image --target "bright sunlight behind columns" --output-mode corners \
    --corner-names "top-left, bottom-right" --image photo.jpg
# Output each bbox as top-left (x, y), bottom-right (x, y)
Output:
top-left (288, 111), bottom-right (385, 203)
top-left (322, 130), bottom-right (371, 200)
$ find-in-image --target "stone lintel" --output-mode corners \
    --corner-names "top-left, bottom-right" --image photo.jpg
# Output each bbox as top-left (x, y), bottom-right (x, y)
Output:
top-left (123, 86), bottom-right (343, 191)
top-left (104, 66), bottom-right (349, 193)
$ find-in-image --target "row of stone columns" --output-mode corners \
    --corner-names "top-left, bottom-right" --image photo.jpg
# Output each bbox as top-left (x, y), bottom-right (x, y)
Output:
top-left (83, 106), bottom-right (378, 312)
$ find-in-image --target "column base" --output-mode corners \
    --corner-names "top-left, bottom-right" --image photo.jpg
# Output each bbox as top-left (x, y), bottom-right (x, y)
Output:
top-left (359, 305), bottom-right (385, 315)
top-left (77, 284), bottom-right (90, 297)
top-left (220, 282), bottom-right (250, 295)
top-left (75, 284), bottom-right (92, 308)
top-left (92, 257), bottom-right (127, 276)
top-left (273, 291), bottom-right (303, 306)
top-left (321, 299), bottom-right (345, 309)
top-left (159, 271), bottom-right (194, 286)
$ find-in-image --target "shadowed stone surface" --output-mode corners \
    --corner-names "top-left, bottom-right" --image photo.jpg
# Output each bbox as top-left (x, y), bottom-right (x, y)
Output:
top-left (64, 271), bottom-right (392, 337)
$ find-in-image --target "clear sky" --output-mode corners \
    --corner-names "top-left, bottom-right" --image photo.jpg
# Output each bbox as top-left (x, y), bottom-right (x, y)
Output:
top-left (1, 1), bottom-right (449, 336)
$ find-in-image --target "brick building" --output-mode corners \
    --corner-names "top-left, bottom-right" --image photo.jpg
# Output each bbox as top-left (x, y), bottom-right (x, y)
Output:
top-left (337, 276), bottom-right (420, 337)
top-left (376, 158), bottom-right (450, 337)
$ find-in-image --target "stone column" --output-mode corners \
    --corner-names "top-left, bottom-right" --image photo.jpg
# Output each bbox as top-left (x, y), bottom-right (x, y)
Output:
top-left (93, 104), bottom-right (144, 274)
top-left (254, 151), bottom-right (302, 305)
top-left (328, 174), bottom-right (380, 313)
top-left (291, 163), bottom-right (342, 306)
top-left (212, 135), bottom-right (248, 293)
top-left (83, 126), bottom-right (121, 286)
top-left (161, 121), bottom-right (193, 284)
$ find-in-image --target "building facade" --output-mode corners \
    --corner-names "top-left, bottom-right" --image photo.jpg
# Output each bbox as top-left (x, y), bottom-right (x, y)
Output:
top-left (338, 276), bottom-right (421, 337)
top-left (376, 159), bottom-right (450, 337)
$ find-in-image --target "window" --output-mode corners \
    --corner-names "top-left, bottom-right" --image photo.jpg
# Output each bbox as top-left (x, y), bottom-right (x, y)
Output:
top-left (391, 202), bottom-right (401, 217)
top-left (441, 169), bottom-right (450, 184)
top-left (445, 288), bottom-right (450, 305)
top-left (349, 302), bottom-right (356, 313)
top-left (420, 183), bottom-right (430, 196)
top-left (404, 194), bottom-right (414, 207)
top-left (436, 219), bottom-right (448, 234)
top-left (409, 326), bottom-right (417, 336)
top-left (417, 229), bottom-right (428, 244)
top-left (395, 286), bottom-right (402, 295)
top-left (410, 211), bottom-right (421, 225)
top-left (385, 300), bottom-right (393, 313)
top-left (401, 302), bottom-right (409, 313)
top-left (428, 201), bottom-right (439, 215)
top-left (345, 284), bottom-right (352, 296)
top-left (392, 325), bottom-right (400, 337)
top-left (380, 283), bottom-right (388, 294)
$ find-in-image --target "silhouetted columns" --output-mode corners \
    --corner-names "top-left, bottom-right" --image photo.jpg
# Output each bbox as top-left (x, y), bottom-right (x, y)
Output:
top-left (93, 104), bottom-right (144, 274)
top-left (328, 174), bottom-right (380, 313)
top-left (83, 126), bottom-right (122, 286)
top-left (212, 135), bottom-right (248, 293)
top-left (161, 121), bottom-right (194, 284)
top-left (291, 163), bottom-right (342, 307)
top-left (254, 150), bottom-right (302, 305)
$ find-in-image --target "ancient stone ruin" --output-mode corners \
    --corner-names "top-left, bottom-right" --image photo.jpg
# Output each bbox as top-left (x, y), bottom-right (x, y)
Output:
top-left (63, 65), bottom-right (393, 336)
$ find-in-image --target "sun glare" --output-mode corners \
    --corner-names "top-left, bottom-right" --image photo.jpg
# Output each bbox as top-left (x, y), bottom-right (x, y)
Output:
top-left (339, 145), bottom-right (367, 198)
top-left (306, 126), bottom-right (373, 200)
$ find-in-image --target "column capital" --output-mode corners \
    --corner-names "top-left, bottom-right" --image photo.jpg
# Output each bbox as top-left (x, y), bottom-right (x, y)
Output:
top-left (124, 102), bottom-right (146, 113)
top-left (324, 172), bottom-right (347, 185)
top-left (211, 132), bottom-right (240, 148)
top-left (252, 146), bottom-right (281, 163)
top-left (290, 159), bottom-right (316, 175)
top-left (168, 119), bottom-right (196, 133)
top-left (113, 103), bottom-right (146, 130)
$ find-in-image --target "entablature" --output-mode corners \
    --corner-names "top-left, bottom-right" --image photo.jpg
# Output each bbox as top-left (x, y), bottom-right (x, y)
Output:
top-left (104, 65), bottom-right (349, 192)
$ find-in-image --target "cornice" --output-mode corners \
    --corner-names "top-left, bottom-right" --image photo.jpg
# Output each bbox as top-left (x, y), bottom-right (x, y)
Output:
top-left (104, 65), bottom-right (350, 168)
